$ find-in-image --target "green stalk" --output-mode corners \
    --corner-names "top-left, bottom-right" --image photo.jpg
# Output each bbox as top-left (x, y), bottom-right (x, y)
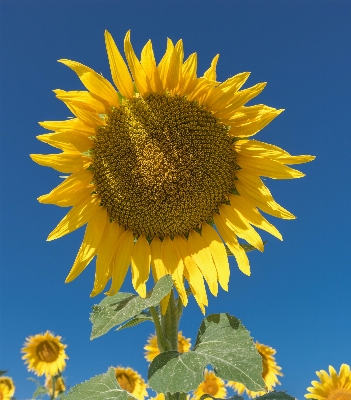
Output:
top-left (50, 375), bottom-right (56, 400)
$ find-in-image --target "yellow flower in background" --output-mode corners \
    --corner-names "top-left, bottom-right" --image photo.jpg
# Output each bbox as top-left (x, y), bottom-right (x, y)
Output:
top-left (31, 30), bottom-right (314, 311)
top-left (144, 331), bottom-right (191, 362)
top-left (227, 341), bottom-right (283, 398)
top-left (305, 364), bottom-right (351, 400)
top-left (45, 376), bottom-right (66, 398)
top-left (115, 367), bottom-right (148, 400)
top-left (0, 376), bottom-right (15, 400)
top-left (193, 369), bottom-right (226, 400)
top-left (22, 331), bottom-right (68, 377)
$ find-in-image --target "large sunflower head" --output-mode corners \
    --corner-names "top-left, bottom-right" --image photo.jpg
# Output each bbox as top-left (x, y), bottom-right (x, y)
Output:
top-left (0, 376), bottom-right (15, 400)
top-left (193, 369), bottom-right (226, 400)
top-left (45, 375), bottom-right (66, 398)
top-left (227, 341), bottom-right (283, 398)
top-left (115, 367), bottom-right (148, 400)
top-left (305, 364), bottom-right (351, 400)
top-left (144, 331), bottom-right (191, 362)
top-left (31, 30), bottom-right (314, 311)
top-left (21, 331), bottom-right (68, 377)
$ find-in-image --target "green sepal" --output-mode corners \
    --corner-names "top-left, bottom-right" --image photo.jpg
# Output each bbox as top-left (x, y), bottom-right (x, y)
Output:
top-left (0, 370), bottom-right (7, 376)
top-left (64, 368), bottom-right (136, 400)
top-left (90, 275), bottom-right (173, 339)
top-left (148, 313), bottom-right (265, 394)
top-left (225, 240), bottom-right (268, 255)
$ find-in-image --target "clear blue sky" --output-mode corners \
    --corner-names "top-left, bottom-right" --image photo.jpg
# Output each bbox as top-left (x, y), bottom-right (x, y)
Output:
top-left (0, 1), bottom-right (350, 399)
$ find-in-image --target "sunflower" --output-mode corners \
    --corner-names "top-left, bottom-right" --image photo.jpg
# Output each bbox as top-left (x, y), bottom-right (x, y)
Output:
top-left (305, 364), bottom-right (351, 400)
top-left (0, 376), bottom-right (15, 400)
top-left (144, 331), bottom-right (191, 362)
top-left (45, 376), bottom-right (66, 398)
top-left (114, 367), bottom-right (148, 400)
top-left (22, 331), bottom-right (68, 377)
top-left (227, 341), bottom-right (283, 398)
top-left (193, 369), bottom-right (226, 400)
top-left (31, 30), bottom-right (314, 311)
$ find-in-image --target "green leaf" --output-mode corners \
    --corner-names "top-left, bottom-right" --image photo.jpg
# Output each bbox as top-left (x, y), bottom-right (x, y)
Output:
top-left (148, 313), bottom-right (265, 394)
top-left (32, 386), bottom-right (49, 398)
top-left (65, 368), bottom-right (136, 400)
top-left (256, 392), bottom-right (295, 400)
top-left (0, 370), bottom-right (7, 376)
top-left (116, 312), bottom-right (153, 331)
top-left (90, 275), bottom-right (173, 339)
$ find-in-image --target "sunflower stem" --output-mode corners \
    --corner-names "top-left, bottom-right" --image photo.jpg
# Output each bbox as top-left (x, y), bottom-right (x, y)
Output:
top-left (161, 290), bottom-right (179, 351)
top-left (149, 306), bottom-right (167, 353)
top-left (50, 375), bottom-right (56, 400)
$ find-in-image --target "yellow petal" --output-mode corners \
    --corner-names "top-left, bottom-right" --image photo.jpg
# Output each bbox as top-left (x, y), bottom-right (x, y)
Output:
top-left (107, 229), bottom-right (134, 295)
top-left (237, 154), bottom-right (305, 179)
top-left (124, 31), bottom-right (151, 96)
top-left (131, 234), bottom-right (151, 298)
top-left (150, 236), bottom-right (170, 313)
top-left (161, 236), bottom-right (188, 306)
top-left (104, 30), bottom-right (134, 99)
top-left (204, 72), bottom-right (251, 111)
top-left (54, 89), bottom-right (110, 114)
top-left (201, 223), bottom-right (230, 291)
top-left (150, 236), bottom-right (167, 281)
top-left (38, 169), bottom-right (93, 206)
top-left (65, 206), bottom-right (108, 282)
top-left (229, 194), bottom-right (282, 240)
top-left (141, 40), bottom-right (163, 93)
top-left (47, 195), bottom-right (100, 241)
top-left (179, 53), bottom-right (198, 95)
top-left (36, 131), bottom-right (93, 153)
top-left (58, 59), bottom-right (119, 107)
top-left (167, 40), bottom-right (181, 91)
top-left (39, 118), bottom-right (95, 134)
top-left (91, 221), bottom-right (125, 297)
top-left (219, 82), bottom-right (267, 116)
top-left (225, 109), bottom-right (283, 137)
top-left (213, 213), bottom-right (250, 276)
top-left (235, 139), bottom-right (315, 164)
top-left (157, 38), bottom-right (174, 91)
top-left (30, 153), bottom-right (92, 173)
top-left (39, 184), bottom-right (93, 207)
top-left (174, 236), bottom-right (208, 308)
top-left (203, 54), bottom-right (219, 81)
top-left (64, 102), bottom-right (104, 127)
top-left (218, 204), bottom-right (264, 251)
top-left (235, 171), bottom-right (295, 219)
top-left (187, 229), bottom-right (218, 296)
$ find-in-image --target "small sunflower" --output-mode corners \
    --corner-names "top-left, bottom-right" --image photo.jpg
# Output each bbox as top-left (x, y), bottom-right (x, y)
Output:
top-left (193, 369), bottom-right (226, 400)
top-left (227, 341), bottom-right (283, 398)
top-left (144, 331), bottom-right (191, 362)
top-left (45, 376), bottom-right (66, 398)
top-left (115, 367), bottom-right (148, 400)
top-left (0, 376), bottom-right (15, 400)
top-left (305, 364), bottom-right (351, 400)
top-left (22, 331), bottom-right (68, 377)
top-left (31, 30), bottom-right (314, 311)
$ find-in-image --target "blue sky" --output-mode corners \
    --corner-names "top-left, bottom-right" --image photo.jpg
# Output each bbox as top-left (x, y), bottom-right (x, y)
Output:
top-left (0, 1), bottom-right (350, 399)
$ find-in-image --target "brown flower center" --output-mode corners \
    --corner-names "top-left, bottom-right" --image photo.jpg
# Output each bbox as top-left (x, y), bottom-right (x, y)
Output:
top-left (327, 388), bottom-right (351, 400)
top-left (116, 372), bottom-right (135, 393)
top-left (93, 93), bottom-right (238, 239)
top-left (36, 340), bottom-right (60, 363)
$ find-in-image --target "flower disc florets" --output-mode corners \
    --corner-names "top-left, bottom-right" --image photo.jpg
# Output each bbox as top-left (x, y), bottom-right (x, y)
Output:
top-left (93, 93), bottom-right (238, 238)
